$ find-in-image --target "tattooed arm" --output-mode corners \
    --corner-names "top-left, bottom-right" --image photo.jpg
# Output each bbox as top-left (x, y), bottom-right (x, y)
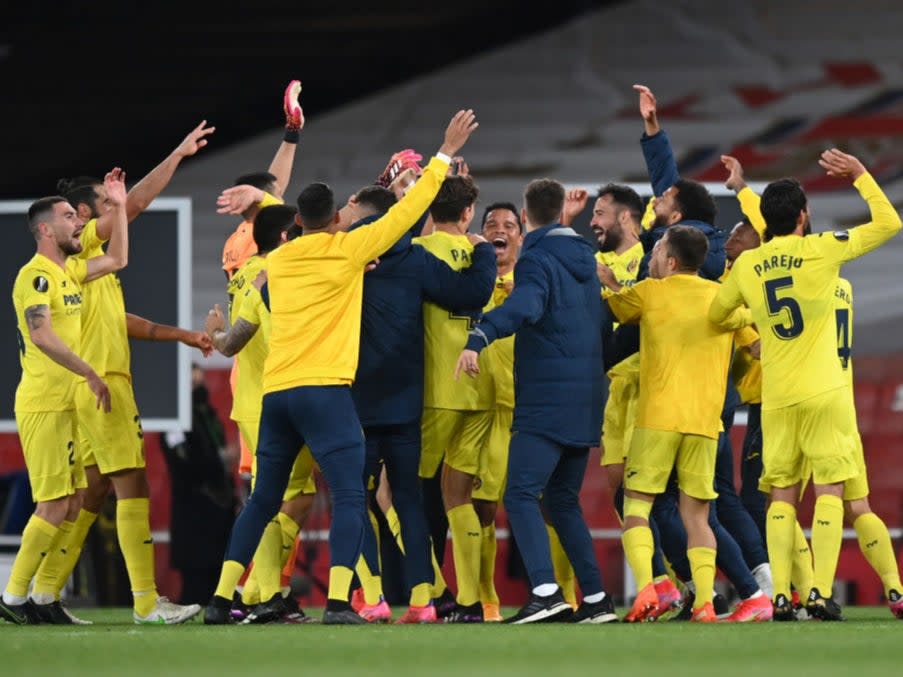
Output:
top-left (126, 313), bottom-right (213, 356)
top-left (25, 304), bottom-right (111, 411)
top-left (204, 304), bottom-right (259, 357)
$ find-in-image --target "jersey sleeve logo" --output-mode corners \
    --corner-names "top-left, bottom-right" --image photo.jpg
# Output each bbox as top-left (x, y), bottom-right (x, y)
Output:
top-left (833, 230), bottom-right (850, 241)
top-left (33, 276), bottom-right (49, 292)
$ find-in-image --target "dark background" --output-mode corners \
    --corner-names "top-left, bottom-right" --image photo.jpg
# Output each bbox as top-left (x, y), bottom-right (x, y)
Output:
top-left (0, 2), bottom-right (614, 199)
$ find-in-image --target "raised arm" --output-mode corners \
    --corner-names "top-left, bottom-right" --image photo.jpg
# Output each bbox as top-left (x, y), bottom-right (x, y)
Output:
top-left (85, 168), bottom-right (129, 282)
top-left (722, 155), bottom-right (766, 238)
top-left (421, 235), bottom-right (495, 310)
top-left (634, 84), bottom-right (679, 196)
top-left (120, 120), bottom-right (215, 225)
top-left (346, 109), bottom-right (479, 265)
top-left (560, 188), bottom-right (589, 227)
top-left (24, 304), bottom-right (110, 411)
top-left (709, 271), bottom-right (750, 329)
top-left (267, 80), bottom-right (304, 199)
top-left (126, 312), bottom-right (213, 356)
top-left (818, 149), bottom-right (902, 261)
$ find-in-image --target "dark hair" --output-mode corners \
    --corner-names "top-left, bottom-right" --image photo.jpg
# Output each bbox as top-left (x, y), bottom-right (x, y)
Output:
top-left (27, 196), bottom-right (68, 239)
top-left (253, 204), bottom-right (297, 253)
top-left (760, 178), bottom-right (807, 237)
top-left (672, 178), bottom-right (717, 225)
top-left (296, 182), bottom-right (336, 230)
top-left (597, 183), bottom-right (643, 222)
top-left (354, 185), bottom-right (397, 215)
top-left (481, 201), bottom-right (522, 233)
top-left (664, 224), bottom-right (709, 271)
top-left (234, 171), bottom-right (278, 191)
top-left (428, 175), bottom-right (479, 223)
top-left (524, 178), bottom-right (565, 227)
top-left (57, 176), bottom-right (101, 213)
top-left (285, 224), bottom-right (303, 241)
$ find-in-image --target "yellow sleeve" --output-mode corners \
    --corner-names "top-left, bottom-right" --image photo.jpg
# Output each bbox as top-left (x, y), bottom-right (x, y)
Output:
top-left (259, 192), bottom-right (283, 208)
top-left (606, 281), bottom-right (646, 324)
top-left (733, 324), bottom-right (759, 348)
top-left (16, 267), bottom-right (56, 313)
top-left (237, 287), bottom-right (263, 326)
top-left (709, 268), bottom-right (746, 328)
top-left (737, 187), bottom-right (767, 239)
top-left (641, 197), bottom-right (656, 231)
top-left (65, 257), bottom-right (89, 285)
top-left (840, 172), bottom-right (902, 261)
top-left (344, 155), bottom-right (450, 266)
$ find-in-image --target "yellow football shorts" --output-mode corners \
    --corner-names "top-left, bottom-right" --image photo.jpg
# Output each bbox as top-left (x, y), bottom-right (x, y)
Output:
top-left (600, 370), bottom-right (639, 467)
top-left (625, 427), bottom-right (718, 500)
top-left (418, 407), bottom-right (493, 479)
top-left (759, 387), bottom-right (858, 492)
top-left (16, 409), bottom-right (85, 502)
top-left (237, 419), bottom-right (317, 499)
top-left (473, 406), bottom-right (513, 502)
top-left (76, 374), bottom-right (144, 475)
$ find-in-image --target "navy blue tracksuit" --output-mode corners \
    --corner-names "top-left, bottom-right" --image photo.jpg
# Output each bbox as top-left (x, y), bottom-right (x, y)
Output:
top-left (352, 216), bottom-right (495, 590)
top-left (466, 224), bottom-right (606, 594)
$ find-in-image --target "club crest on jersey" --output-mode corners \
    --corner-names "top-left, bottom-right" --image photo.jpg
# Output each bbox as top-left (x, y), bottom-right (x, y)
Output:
top-left (33, 276), bottom-right (49, 292)
top-left (833, 230), bottom-right (850, 241)
top-left (627, 259), bottom-right (638, 273)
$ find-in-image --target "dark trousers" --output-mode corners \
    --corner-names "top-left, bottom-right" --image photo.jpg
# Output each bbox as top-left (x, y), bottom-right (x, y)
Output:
top-left (739, 403), bottom-right (767, 546)
top-left (361, 421), bottom-right (433, 590)
top-left (504, 431), bottom-right (603, 596)
top-left (223, 386), bottom-right (366, 574)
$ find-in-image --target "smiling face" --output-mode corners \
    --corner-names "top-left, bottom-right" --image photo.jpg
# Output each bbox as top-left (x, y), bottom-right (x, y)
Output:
top-left (45, 200), bottom-right (85, 256)
top-left (651, 185), bottom-right (681, 228)
top-left (482, 206), bottom-right (522, 269)
top-left (590, 194), bottom-right (626, 253)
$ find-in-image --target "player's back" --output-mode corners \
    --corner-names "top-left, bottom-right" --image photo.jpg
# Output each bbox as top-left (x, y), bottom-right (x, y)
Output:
top-left (414, 230), bottom-right (493, 411)
top-left (731, 234), bottom-right (845, 409)
top-left (634, 275), bottom-right (737, 438)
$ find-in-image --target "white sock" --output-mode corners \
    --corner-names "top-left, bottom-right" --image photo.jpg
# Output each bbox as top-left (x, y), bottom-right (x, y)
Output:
top-left (533, 583), bottom-right (558, 597)
top-left (30, 592), bottom-right (56, 605)
top-left (583, 591), bottom-right (605, 604)
top-left (2, 591), bottom-right (27, 606)
top-left (751, 562), bottom-right (773, 600)
top-left (685, 580), bottom-right (696, 595)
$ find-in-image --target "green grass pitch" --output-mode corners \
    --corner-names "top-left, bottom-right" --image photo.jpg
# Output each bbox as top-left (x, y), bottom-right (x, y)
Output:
top-left (2, 607), bottom-right (898, 676)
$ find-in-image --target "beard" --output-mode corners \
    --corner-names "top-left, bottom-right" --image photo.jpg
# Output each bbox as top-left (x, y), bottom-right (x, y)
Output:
top-left (60, 239), bottom-right (82, 256)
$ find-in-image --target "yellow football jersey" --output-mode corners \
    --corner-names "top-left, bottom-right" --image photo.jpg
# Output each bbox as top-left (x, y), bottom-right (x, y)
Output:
top-left (413, 230), bottom-right (493, 411)
top-left (13, 254), bottom-right (88, 412)
top-left (711, 173), bottom-right (899, 410)
top-left (76, 218), bottom-right (130, 377)
top-left (608, 274), bottom-right (753, 439)
top-left (484, 271), bottom-right (515, 409)
top-left (595, 242), bottom-right (644, 289)
top-left (263, 155), bottom-right (449, 393)
top-left (835, 277), bottom-right (853, 388)
top-left (229, 256), bottom-right (269, 421)
top-left (736, 187), bottom-right (767, 239)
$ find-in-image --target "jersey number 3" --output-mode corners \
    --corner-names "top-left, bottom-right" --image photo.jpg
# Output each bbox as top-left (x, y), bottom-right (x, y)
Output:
top-left (764, 276), bottom-right (804, 340)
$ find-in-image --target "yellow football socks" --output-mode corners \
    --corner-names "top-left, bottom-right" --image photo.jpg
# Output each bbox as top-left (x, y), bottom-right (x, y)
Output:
top-left (479, 524), bottom-right (499, 606)
top-left (447, 504), bottom-right (482, 606)
top-left (548, 524), bottom-right (577, 608)
top-left (687, 547), bottom-right (716, 609)
top-left (622, 526), bottom-right (655, 592)
top-left (767, 500), bottom-right (796, 599)
top-left (116, 498), bottom-right (157, 616)
top-left (327, 565), bottom-right (354, 602)
top-left (790, 520), bottom-right (813, 600)
top-left (5, 515), bottom-right (59, 598)
top-left (854, 512), bottom-right (903, 596)
top-left (811, 494), bottom-right (844, 595)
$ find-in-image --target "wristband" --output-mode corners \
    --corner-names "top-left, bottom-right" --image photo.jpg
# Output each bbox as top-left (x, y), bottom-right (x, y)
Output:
top-left (283, 128), bottom-right (300, 144)
top-left (436, 151), bottom-right (452, 164)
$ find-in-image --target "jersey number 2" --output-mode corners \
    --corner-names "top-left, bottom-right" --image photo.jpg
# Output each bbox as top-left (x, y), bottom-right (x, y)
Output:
top-left (764, 276), bottom-right (804, 339)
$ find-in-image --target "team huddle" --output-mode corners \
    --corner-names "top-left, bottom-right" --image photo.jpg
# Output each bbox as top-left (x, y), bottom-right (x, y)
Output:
top-left (3, 79), bottom-right (902, 627)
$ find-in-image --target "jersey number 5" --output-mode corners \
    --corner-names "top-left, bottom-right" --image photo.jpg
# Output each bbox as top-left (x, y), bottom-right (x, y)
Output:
top-left (764, 276), bottom-right (804, 339)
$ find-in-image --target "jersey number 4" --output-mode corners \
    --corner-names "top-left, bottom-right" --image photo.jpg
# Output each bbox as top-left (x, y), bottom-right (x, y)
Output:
top-left (836, 308), bottom-right (851, 369)
top-left (764, 276), bottom-right (804, 340)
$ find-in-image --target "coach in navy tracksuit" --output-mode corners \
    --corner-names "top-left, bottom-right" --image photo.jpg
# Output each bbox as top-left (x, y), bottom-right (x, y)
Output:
top-left (458, 179), bottom-right (614, 625)
top-left (349, 186), bottom-right (495, 605)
